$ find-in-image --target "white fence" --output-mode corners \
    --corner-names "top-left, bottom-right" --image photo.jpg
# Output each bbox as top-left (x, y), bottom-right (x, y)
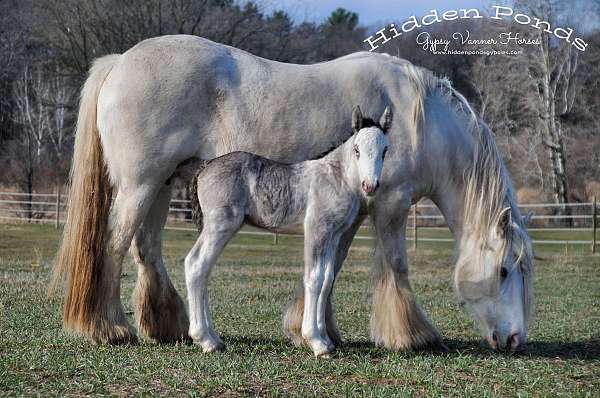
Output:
top-left (0, 191), bottom-right (597, 252)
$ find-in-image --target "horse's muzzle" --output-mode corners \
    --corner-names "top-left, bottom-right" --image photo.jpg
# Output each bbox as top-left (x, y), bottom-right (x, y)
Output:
top-left (489, 331), bottom-right (526, 352)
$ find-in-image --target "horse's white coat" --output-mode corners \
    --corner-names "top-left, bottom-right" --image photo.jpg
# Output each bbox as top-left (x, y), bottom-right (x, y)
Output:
top-left (62, 34), bottom-right (532, 352)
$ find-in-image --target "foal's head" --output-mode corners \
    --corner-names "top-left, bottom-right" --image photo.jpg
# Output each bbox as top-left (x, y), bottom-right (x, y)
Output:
top-left (350, 106), bottom-right (392, 197)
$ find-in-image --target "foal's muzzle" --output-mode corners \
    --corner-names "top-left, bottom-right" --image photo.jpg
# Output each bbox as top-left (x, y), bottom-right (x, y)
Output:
top-left (362, 180), bottom-right (379, 196)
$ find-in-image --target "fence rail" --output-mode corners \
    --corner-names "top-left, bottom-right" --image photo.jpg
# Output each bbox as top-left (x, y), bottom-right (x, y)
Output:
top-left (0, 191), bottom-right (597, 251)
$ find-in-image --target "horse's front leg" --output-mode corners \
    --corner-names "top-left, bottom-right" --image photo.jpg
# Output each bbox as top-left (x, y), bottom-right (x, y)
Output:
top-left (369, 201), bottom-right (442, 350)
top-left (301, 233), bottom-right (339, 357)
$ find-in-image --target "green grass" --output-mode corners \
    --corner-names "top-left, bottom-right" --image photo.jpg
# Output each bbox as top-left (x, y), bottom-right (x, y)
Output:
top-left (1, 223), bottom-right (599, 396)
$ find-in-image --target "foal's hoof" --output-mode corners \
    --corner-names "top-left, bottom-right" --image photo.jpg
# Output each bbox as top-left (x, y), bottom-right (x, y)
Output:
top-left (195, 338), bottom-right (225, 353)
top-left (306, 338), bottom-right (335, 358)
top-left (203, 342), bottom-right (225, 353)
top-left (316, 351), bottom-right (334, 359)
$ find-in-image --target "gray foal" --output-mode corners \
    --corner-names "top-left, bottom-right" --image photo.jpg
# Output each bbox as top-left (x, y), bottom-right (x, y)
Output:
top-left (185, 106), bottom-right (392, 356)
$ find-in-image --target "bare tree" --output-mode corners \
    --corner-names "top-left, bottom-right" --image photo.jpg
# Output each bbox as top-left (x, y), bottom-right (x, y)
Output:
top-left (467, 21), bottom-right (547, 190)
top-left (11, 67), bottom-right (49, 218)
top-left (511, 0), bottom-right (589, 223)
top-left (44, 72), bottom-right (74, 162)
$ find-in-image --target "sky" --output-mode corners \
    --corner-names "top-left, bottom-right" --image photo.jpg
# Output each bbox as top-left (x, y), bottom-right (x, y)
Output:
top-left (261, 0), bottom-right (492, 27)
top-left (260, 0), bottom-right (599, 32)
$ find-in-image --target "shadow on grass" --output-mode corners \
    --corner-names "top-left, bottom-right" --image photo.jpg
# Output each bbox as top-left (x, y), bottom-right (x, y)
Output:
top-left (441, 338), bottom-right (600, 360)
top-left (220, 335), bottom-right (600, 360)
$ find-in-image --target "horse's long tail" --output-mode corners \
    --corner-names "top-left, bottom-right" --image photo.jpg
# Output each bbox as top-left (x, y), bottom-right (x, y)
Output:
top-left (188, 161), bottom-right (210, 231)
top-left (50, 54), bottom-right (120, 335)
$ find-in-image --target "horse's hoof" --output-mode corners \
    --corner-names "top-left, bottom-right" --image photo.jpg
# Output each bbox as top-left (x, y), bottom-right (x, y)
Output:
top-left (90, 323), bottom-right (138, 346)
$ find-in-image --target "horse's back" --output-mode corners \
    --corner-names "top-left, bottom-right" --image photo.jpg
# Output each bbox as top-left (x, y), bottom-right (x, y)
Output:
top-left (96, 35), bottom-right (421, 186)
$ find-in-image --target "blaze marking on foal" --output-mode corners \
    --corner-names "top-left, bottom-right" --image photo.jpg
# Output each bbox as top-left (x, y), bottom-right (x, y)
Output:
top-left (186, 107), bottom-right (392, 356)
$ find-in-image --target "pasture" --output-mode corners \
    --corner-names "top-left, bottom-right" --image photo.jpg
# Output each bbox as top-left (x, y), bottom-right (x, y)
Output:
top-left (1, 223), bottom-right (598, 396)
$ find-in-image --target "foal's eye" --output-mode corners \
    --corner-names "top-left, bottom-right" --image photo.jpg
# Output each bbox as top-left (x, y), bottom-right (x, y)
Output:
top-left (353, 145), bottom-right (360, 158)
top-left (500, 267), bottom-right (509, 279)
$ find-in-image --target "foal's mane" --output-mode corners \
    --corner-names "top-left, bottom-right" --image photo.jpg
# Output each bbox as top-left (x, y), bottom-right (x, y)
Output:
top-left (309, 118), bottom-right (381, 161)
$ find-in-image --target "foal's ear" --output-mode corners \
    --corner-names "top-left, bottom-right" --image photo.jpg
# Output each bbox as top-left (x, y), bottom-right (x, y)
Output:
top-left (379, 106), bottom-right (393, 133)
top-left (352, 105), bottom-right (363, 132)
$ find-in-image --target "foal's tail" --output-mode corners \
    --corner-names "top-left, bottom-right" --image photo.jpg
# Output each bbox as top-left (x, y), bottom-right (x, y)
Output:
top-left (188, 160), bottom-right (210, 231)
top-left (50, 54), bottom-right (120, 336)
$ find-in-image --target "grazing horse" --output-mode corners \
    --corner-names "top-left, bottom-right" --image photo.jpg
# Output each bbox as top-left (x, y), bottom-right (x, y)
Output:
top-left (186, 107), bottom-right (391, 356)
top-left (52, 35), bottom-right (533, 352)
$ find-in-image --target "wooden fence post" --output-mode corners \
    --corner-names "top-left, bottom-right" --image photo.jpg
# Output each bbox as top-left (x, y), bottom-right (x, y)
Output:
top-left (413, 203), bottom-right (418, 250)
top-left (55, 189), bottom-right (61, 229)
top-left (273, 232), bottom-right (278, 245)
top-left (592, 196), bottom-right (597, 254)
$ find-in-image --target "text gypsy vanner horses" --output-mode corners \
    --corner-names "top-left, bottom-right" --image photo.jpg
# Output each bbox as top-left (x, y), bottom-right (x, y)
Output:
top-left (52, 35), bottom-right (533, 353)
top-left (187, 107), bottom-right (391, 356)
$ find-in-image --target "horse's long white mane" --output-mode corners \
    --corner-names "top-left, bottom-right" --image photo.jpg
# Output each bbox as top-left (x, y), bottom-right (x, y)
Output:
top-left (401, 62), bottom-right (533, 323)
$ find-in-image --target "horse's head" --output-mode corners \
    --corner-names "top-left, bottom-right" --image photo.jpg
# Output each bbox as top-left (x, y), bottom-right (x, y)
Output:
top-left (455, 208), bottom-right (534, 352)
top-left (350, 105), bottom-right (392, 197)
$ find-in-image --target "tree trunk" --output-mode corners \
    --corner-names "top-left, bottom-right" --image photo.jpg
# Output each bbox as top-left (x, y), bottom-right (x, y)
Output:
top-left (27, 169), bottom-right (33, 221)
top-left (536, 34), bottom-right (575, 227)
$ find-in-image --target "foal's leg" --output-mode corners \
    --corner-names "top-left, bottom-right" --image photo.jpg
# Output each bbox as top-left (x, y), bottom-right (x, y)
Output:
top-left (185, 208), bottom-right (243, 353)
top-left (370, 204), bottom-right (441, 350)
top-left (131, 184), bottom-right (189, 342)
top-left (326, 216), bottom-right (365, 346)
top-left (283, 217), bottom-right (364, 347)
top-left (302, 233), bottom-right (339, 357)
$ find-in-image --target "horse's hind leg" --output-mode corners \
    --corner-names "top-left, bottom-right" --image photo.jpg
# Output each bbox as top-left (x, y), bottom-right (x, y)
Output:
top-left (185, 207), bottom-right (243, 353)
top-left (90, 184), bottom-right (160, 344)
top-left (131, 184), bottom-right (189, 342)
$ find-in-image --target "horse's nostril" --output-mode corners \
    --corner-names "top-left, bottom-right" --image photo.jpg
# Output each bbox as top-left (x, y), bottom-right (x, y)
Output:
top-left (509, 333), bottom-right (521, 351)
top-left (375, 180), bottom-right (380, 189)
top-left (492, 332), bottom-right (498, 343)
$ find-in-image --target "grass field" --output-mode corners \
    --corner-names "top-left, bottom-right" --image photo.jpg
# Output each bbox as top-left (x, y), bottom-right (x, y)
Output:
top-left (1, 223), bottom-right (599, 396)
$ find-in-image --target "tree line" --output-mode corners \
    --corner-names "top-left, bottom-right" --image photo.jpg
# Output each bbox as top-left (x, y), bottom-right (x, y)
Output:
top-left (1, 0), bottom-right (599, 218)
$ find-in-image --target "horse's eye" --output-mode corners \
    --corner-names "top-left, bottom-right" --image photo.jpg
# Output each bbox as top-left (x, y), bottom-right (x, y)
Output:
top-left (500, 267), bottom-right (508, 279)
top-left (353, 146), bottom-right (360, 158)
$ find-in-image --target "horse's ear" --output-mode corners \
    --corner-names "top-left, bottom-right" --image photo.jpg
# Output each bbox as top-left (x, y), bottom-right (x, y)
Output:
top-left (522, 211), bottom-right (534, 226)
top-left (498, 207), bottom-right (511, 235)
top-left (352, 105), bottom-right (363, 132)
top-left (379, 106), bottom-right (393, 133)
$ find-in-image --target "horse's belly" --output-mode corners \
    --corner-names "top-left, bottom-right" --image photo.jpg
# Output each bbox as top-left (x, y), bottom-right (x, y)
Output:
top-left (245, 221), bottom-right (304, 235)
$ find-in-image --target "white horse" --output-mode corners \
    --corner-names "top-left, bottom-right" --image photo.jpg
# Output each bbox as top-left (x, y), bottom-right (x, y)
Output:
top-left (52, 35), bottom-right (533, 352)
top-left (186, 107), bottom-right (391, 356)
